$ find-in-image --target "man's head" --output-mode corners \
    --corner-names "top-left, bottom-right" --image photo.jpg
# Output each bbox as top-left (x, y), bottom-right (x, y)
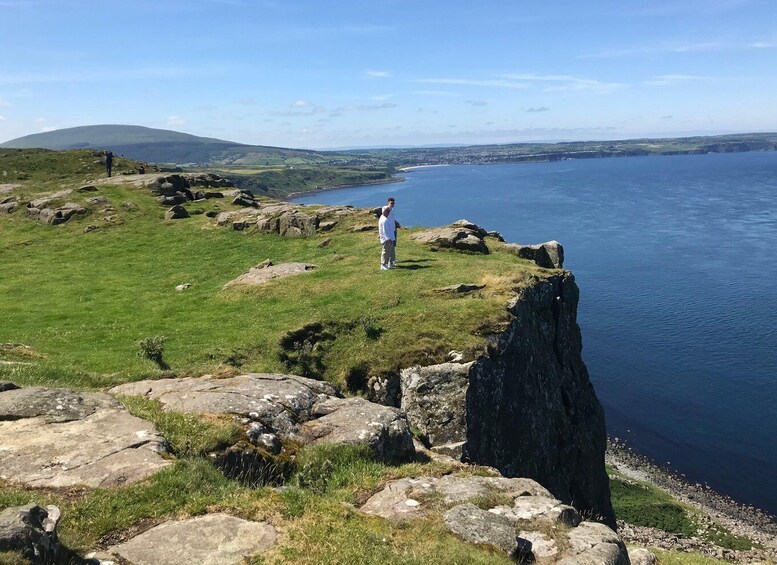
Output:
top-left (387, 197), bottom-right (395, 208)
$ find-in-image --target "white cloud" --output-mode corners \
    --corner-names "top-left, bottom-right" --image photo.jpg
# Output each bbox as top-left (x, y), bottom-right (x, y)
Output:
top-left (0, 97), bottom-right (10, 107)
top-left (293, 100), bottom-right (309, 107)
top-left (503, 73), bottom-right (623, 93)
top-left (34, 117), bottom-right (45, 123)
top-left (415, 78), bottom-right (529, 89)
top-left (417, 74), bottom-right (621, 94)
top-left (465, 100), bottom-right (488, 106)
top-left (527, 106), bottom-right (549, 113)
top-left (580, 39), bottom-right (774, 59)
top-left (365, 70), bottom-right (391, 78)
top-left (412, 90), bottom-right (459, 97)
top-left (167, 116), bottom-right (186, 126)
top-left (41, 126), bottom-right (57, 132)
top-left (0, 115), bottom-right (6, 121)
top-left (644, 74), bottom-right (708, 86)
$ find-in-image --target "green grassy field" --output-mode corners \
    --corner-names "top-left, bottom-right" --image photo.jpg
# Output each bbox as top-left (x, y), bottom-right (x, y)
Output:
top-left (0, 149), bottom-right (540, 393)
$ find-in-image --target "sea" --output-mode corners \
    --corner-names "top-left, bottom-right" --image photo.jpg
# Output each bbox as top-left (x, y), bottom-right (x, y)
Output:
top-left (293, 151), bottom-right (777, 517)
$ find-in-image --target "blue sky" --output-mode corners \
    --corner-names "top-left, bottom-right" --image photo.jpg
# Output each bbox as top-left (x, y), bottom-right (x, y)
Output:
top-left (1, 0), bottom-right (776, 148)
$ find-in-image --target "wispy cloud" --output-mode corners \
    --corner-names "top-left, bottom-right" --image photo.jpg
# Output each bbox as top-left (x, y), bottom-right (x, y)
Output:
top-left (412, 90), bottom-right (459, 97)
top-left (415, 78), bottom-right (529, 90)
top-left (580, 39), bottom-right (774, 59)
top-left (644, 74), bottom-right (709, 86)
top-left (0, 115), bottom-right (6, 121)
top-left (167, 116), bottom-right (186, 126)
top-left (418, 74), bottom-right (621, 94)
top-left (527, 106), bottom-right (549, 113)
top-left (0, 97), bottom-right (10, 107)
top-left (364, 70), bottom-right (391, 78)
top-left (0, 65), bottom-right (226, 85)
top-left (503, 73), bottom-right (624, 93)
top-left (465, 100), bottom-right (488, 106)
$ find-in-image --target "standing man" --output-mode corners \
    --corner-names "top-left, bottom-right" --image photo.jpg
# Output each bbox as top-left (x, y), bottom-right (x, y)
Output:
top-left (382, 197), bottom-right (400, 267)
top-left (378, 207), bottom-right (396, 271)
top-left (105, 151), bottom-right (114, 178)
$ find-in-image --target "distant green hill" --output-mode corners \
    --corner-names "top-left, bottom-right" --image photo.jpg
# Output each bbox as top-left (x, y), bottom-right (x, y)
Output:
top-left (0, 124), bottom-right (342, 166)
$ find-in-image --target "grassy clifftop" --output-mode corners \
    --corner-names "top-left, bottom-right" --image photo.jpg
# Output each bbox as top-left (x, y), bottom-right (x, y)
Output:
top-left (0, 149), bottom-right (542, 392)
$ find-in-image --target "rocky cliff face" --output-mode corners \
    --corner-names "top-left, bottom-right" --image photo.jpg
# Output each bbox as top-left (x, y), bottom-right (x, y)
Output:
top-left (401, 272), bottom-right (616, 528)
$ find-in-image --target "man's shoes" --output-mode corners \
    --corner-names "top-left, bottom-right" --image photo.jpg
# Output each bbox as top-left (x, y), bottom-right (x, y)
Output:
top-left (388, 262), bottom-right (396, 269)
top-left (380, 265), bottom-right (389, 270)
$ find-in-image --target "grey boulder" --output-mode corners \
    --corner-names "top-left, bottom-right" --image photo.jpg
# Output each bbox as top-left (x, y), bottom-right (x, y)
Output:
top-left (504, 240), bottom-right (564, 269)
top-left (0, 386), bottom-right (170, 488)
top-left (0, 504), bottom-right (60, 565)
top-left (107, 514), bottom-right (276, 565)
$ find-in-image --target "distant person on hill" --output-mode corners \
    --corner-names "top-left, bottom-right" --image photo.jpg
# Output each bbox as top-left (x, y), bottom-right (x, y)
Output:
top-left (382, 196), bottom-right (400, 266)
top-left (378, 206), bottom-right (396, 271)
top-left (105, 151), bottom-right (114, 178)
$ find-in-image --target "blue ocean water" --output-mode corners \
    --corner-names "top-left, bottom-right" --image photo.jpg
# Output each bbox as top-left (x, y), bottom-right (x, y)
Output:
top-left (293, 152), bottom-right (777, 516)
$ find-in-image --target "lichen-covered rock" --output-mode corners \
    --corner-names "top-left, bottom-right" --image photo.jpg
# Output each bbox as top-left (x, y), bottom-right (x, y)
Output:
top-left (110, 373), bottom-right (415, 464)
top-left (279, 210), bottom-right (317, 237)
top-left (360, 475), bottom-right (551, 519)
top-left (490, 495), bottom-right (581, 527)
top-left (504, 240), bottom-right (564, 269)
top-left (28, 202), bottom-right (87, 225)
top-left (222, 263), bottom-right (316, 288)
top-left (0, 387), bottom-right (170, 488)
top-left (557, 521), bottom-right (630, 565)
top-left (628, 547), bottom-right (658, 565)
top-left (444, 503), bottom-right (523, 558)
top-left (0, 504), bottom-right (60, 565)
top-left (400, 362), bottom-right (472, 456)
top-left (107, 514), bottom-right (276, 565)
top-left (302, 396), bottom-right (415, 464)
top-left (411, 223), bottom-right (489, 254)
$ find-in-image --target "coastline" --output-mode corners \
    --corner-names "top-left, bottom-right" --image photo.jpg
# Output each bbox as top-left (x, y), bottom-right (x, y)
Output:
top-left (607, 438), bottom-right (777, 561)
top-left (396, 164), bottom-right (452, 172)
top-left (286, 176), bottom-right (404, 200)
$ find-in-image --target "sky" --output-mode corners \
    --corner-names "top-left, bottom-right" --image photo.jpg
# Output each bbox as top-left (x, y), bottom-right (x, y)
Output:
top-left (1, 0), bottom-right (776, 149)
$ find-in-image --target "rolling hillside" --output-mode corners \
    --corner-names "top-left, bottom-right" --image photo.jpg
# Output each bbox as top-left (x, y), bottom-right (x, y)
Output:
top-left (0, 124), bottom-right (345, 166)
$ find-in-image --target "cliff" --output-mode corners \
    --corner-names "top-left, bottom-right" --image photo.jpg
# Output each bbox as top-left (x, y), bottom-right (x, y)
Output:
top-left (400, 271), bottom-right (615, 528)
top-left (465, 273), bottom-right (614, 526)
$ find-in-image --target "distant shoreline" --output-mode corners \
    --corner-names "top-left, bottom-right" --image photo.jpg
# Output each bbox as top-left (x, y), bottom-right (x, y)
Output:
top-left (606, 437), bottom-right (777, 557)
top-left (397, 164), bottom-right (451, 172)
top-left (286, 176), bottom-right (403, 200)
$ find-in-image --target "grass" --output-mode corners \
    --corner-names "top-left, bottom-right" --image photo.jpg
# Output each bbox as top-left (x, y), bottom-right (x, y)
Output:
top-left (608, 468), bottom-right (754, 551)
top-left (118, 395), bottom-right (243, 456)
top-left (0, 151), bottom-right (543, 391)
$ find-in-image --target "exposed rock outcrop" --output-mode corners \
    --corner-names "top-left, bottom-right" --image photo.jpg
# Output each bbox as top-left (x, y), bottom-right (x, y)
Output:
top-left (223, 262), bottom-right (316, 288)
top-left (104, 514), bottom-right (276, 565)
top-left (411, 220), bottom-right (490, 254)
top-left (0, 386), bottom-right (170, 488)
top-left (504, 240), bottom-right (565, 269)
top-left (26, 202), bottom-right (87, 225)
top-left (110, 373), bottom-right (415, 464)
top-left (361, 474), bottom-right (628, 564)
top-left (0, 504), bottom-right (61, 565)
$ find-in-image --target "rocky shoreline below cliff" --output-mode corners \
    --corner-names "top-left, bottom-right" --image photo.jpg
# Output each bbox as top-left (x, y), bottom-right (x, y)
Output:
top-left (607, 438), bottom-right (777, 563)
